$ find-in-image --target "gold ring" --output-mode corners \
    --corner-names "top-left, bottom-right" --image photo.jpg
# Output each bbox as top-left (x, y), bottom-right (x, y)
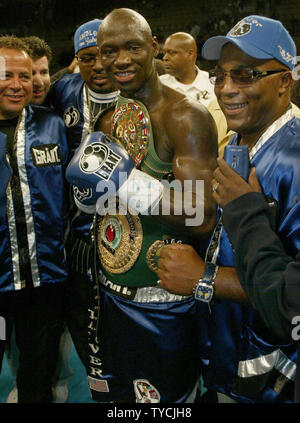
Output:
top-left (212, 182), bottom-right (219, 193)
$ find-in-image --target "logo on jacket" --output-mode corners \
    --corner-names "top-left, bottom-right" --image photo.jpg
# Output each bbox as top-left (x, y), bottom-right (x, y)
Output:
top-left (31, 144), bottom-right (62, 167)
top-left (133, 379), bottom-right (160, 403)
top-left (73, 186), bottom-right (92, 202)
top-left (79, 142), bottom-right (121, 180)
top-left (64, 106), bottom-right (80, 127)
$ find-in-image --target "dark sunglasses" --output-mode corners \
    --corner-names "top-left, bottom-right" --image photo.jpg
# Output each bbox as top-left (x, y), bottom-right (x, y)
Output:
top-left (208, 67), bottom-right (288, 86)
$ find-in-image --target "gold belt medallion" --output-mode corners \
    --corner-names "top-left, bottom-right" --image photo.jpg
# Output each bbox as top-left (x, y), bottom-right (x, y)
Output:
top-left (97, 204), bottom-right (143, 274)
top-left (146, 238), bottom-right (183, 273)
top-left (111, 101), bottom-right (150, 167)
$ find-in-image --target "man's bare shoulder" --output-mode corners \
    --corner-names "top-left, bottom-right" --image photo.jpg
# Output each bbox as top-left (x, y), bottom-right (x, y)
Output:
top-left (156, 84), bottom-right (217, 156)
top-left (161, 84), bottom-right (213, 122)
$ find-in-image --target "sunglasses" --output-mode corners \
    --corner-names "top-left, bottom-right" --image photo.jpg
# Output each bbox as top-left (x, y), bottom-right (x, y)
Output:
top-left (209, 67), bottom-right (288, 86)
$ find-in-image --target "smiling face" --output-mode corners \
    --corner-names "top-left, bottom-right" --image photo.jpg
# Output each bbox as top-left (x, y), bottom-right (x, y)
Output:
top-left (0, 47), bottom-right (32, 119)
top-left (31, 55), bottom-right (50, 105)
top-left (98, 11), bottom-right (158, 95)
top-left (77, 46), bottom-right (113, 93)
top-left (215, 43), bottom-right (291, 143)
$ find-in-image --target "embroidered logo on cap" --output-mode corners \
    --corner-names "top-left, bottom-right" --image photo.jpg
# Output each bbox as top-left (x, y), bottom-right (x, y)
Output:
top-left (78, 30), bottom-right (98, 49)
top-left (230, 18), bottom-right (263, 37)
top-left (278, 45), bottom-right (294, 63)
top-left (230, 21), bottom-right (252, 37)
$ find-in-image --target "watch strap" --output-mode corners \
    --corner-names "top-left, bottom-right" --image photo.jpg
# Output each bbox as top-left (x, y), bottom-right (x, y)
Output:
top-left (193, 262), bottom-right (219, 309)
top-left (201, 261), bottom-right (218, 284)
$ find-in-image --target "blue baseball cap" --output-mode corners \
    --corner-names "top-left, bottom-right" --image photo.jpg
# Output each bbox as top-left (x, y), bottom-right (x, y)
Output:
top-left (74, 19), bottom-right (102, 54)
top-left (202, 15), bottom-right (296, 70)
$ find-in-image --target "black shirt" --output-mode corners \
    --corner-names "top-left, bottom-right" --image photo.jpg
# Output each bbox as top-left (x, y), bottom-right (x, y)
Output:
top-left (223, 191), bottom-right (300, 402)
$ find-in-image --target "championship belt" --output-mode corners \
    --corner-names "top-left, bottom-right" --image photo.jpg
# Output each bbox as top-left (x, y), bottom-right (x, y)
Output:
top-left (97, 201), bottom-right (143, 274)
top-left (111, 100), bottom-right (150, 167)
top-left (146, 238), bottom-right (183, 273)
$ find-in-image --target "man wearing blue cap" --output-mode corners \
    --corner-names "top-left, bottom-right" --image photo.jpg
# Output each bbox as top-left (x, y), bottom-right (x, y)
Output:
top-left (156, 15), bottom-right (300, 403)
top-left (49, 19), bottom-right (119, 372)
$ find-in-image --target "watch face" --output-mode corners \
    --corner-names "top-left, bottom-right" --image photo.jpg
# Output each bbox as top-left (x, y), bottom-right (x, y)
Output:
top-left (194, 282), bottom-right (214, 303)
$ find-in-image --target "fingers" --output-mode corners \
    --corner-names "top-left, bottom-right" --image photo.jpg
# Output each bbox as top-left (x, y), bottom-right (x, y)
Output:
top-left (158, 242), bottom-right (192, 258)
top-left (248, 167), bottom-right (261, 192)
top-left (215, 157), bottom-right (239, 178)
top-left (212, 158), bottom-right (239, 192)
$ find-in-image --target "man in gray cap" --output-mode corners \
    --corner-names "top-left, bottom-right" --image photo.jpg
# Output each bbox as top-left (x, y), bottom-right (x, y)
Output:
top-left (156, 15), bottom-right (300, 403)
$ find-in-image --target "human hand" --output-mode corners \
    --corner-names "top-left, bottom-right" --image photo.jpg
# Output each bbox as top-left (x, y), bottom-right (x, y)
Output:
top-left (68, 57), bottom-right (78, 73)
top-left (156, 243), bottom-right (205, 295)
top-left (212, 157), bottom-right (261, 209)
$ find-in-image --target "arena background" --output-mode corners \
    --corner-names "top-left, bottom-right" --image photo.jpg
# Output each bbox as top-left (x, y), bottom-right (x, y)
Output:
top-left (1, 0), bottom-right (300, 73)
top-left (0, 0), bottom-right (299, 404)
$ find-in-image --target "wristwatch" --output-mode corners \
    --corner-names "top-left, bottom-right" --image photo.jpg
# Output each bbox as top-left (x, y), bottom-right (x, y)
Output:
top-left (193, 262), bottom-right (218, 307)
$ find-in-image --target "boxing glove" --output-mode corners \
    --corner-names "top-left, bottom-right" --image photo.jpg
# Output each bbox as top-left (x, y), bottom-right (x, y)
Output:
top-left (66, 131), bottom-right (163, 215)
top-left (0, 133), bottom-right (12, 221)
top-left (72, 185), bottom-right (98, 214)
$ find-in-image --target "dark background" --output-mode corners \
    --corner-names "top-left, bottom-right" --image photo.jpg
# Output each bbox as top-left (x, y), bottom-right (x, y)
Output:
top-left (1, 0), bottom-right (299, 73)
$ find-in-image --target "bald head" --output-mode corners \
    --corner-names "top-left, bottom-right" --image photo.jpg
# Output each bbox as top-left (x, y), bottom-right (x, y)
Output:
top-left (98, 8), bottom-right (153, 44)
top-left (165, 32), bottom-right (197, 56)
top-left (97, 8), bottom-right (159, 95)
top-left (162, 32), bottom-right (198, 83)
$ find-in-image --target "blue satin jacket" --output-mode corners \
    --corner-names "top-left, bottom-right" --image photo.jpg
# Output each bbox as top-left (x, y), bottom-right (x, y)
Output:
top-left (0, 105), bottom-right (68, 292)
top-left (50, 73), bottom-right (118, 242)
top-left (50, 73), bottom-right (90, 157)
top-left (201, 112), bottom-right (300, 403)
top-left (0, 132), bottom-right (12, 221)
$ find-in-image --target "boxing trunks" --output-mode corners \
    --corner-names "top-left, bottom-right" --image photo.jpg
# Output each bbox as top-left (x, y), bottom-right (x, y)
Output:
top-left (86, 96), bottom-right (200, 402)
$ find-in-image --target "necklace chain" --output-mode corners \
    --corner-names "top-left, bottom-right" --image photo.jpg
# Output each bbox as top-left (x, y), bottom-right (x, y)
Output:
top-left (85, 85), bottom-right (117, 133)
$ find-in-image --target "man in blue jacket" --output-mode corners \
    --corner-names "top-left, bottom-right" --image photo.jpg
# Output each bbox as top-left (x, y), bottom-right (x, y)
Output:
top-left (157, 15), bottom-right (300, 403)
top-left (212, 159), bottom-right (300, 402)
top-left (0, 35), bottom-right (69, 403)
